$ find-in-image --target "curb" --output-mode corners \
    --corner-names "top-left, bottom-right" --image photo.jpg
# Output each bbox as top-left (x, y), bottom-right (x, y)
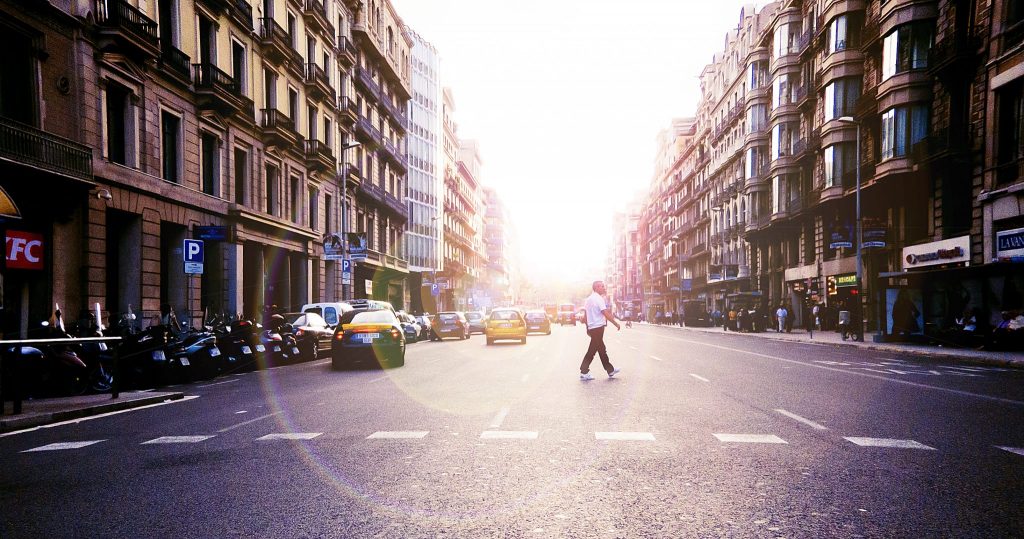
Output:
top-left (641, 324), bottom-right (1024, 369)
top-left (0, 392), bottom-right (186, 433)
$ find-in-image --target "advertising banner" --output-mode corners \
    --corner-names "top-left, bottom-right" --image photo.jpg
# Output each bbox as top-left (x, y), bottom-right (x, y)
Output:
top-left (862, 217), bottom-right (887, 248)
top-left (323, 233), bottom-right (345, 260)
top-left (829, 221), bottom-right (853, 249)
top-left (348, 232), bottom-right (368, 260)
top-left (996, 226), bottom-right (1024, 261)
top-left (6, 230), bottom-right (43, 270)
top-left (902, 235), bottom-right (970, 269)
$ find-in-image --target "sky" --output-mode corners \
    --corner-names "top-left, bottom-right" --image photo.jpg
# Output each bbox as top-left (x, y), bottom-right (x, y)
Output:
top-left (391, 0), bottom-right (767, 284)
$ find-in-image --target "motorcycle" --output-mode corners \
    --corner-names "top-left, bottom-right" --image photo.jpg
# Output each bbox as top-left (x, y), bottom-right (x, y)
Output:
top-left (260, 315), bottom-right (301, 366)
top-left (7, 307), bottom-right (112, 397)
top-left (212, 317), bottom-right (264, 374)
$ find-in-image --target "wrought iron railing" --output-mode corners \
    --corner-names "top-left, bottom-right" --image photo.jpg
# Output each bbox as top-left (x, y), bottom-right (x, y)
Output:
top-left (0, 116), bottom-right (93, 181)
top-left (193, 63), bottom-right (240, 94)
top-left (261, 108), bottom-right (295, 132)
top-left (161, 45), bottom-right (191, 79)
top-left (95, 0), bottom-right (159, 48)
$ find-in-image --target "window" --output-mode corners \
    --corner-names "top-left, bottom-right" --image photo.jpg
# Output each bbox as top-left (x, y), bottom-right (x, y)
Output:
top-left (160, 111), bottom-right (181, 183)
top-left (823, 77), bottom-right (862, 121)
top-left (748, 103), bottom-right (767, 132)
top-left (1005, 0), bottom-right (1024, 51)
top-left (772, 73), bottom-right (794, 109)
top-left (234, 147), bottom-right (248, 205)
top-left (823, 142), bottom-right (856, 189)
top-left (745, 147), bottom-right (765, 179)
top-left (997, 79), bottom-right (1024, 184)
top-left (882, 22), bottom-right (934, 80)
top-left (771, 122), bottom-right (796, 160)
top-left (773, 22), bottom-right (800, 57)
top-left (307, 104), bottom-right (317, 140)
top-left (288, 87), bottom-right (299, 124)
top-left (309, 187), bottom-right (319, 230)
top-left (263, 68), bottom-right (276, 109)
top-left (827, 15), bottom-right (857, 53)
top-left (325, 194), bottom-right (333, 233)
top-left (748, 60), bottom-right (767, 90)
top-left (324, 117), bottom-right (332, 147)
top-left (881, 105), bottom-right (929, 160)
top-left (290, 176), bottom-right (300, 223)
top-left (287, 12), bottom-right (297, 49)
top-left (201, 132), bottom-right (219, 196)
top-left (266, 164), bottom-right (279, 216)
top-left (105, 83), bottom-right (134, 166)
top-left (232, 40), bottom-right (246, 95)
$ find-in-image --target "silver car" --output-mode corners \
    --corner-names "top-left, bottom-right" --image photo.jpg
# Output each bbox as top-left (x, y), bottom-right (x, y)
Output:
top-left (465, 312), bottom-right (486, 334)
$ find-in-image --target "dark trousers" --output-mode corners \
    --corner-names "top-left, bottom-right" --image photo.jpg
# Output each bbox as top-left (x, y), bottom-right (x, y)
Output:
top-left (580, 325), bottom-right (614, 374)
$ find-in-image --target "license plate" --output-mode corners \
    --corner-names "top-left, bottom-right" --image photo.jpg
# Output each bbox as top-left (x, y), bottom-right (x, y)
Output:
top-left (241, 346), bottom-right (252, 354)
top-left (359, 333), bottom-right (379, 343)
top-left (291, 347), bottom-right (300, 355)
top-left (255, 344), bottom-right (266, 352)
top-left (179, 357), bottom-right (190, 366)
top-left (209, 347), bottom-right (221, 357)
top-left (272, 346), bottom-right (281, 352)
top-left (529, 326), bottom-right (540, 329)
top-left (500, 323), bottom-right (511, 328)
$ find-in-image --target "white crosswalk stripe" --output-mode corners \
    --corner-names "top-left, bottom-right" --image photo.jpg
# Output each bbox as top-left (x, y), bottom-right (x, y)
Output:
top-left (996, 446), bottom-right (1024, 457)
top-left (22, 440), bottom-right (106, 452)
top-left (142, 436), bottom-right (214, 444)
top-left (844, 437), bottom-right (935, 450)
top-left (367, 431), bottom-right (429, 439)
top-left (257, 433), bottom-right (323, 441)
top-left (713, 433), bottom-right (788, 444)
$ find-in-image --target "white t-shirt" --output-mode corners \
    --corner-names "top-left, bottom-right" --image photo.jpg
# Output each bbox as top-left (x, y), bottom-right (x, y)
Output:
top-left (585, 292), bottom-right (608, 330)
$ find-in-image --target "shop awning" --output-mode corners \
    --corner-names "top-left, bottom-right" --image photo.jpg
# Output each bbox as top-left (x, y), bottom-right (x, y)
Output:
top-left (0, 184), bottom-right (20, 219)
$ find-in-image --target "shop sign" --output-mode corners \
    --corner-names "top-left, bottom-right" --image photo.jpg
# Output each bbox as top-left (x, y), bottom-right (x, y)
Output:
top-left (902, 235), bottom-right (970, 269)
top-left (862, 217), bottom-right (888, 248)
top-left (835, 274), bottom-right (858, 288)
top-left (6, 230), bottom-right (44, 270)
top-left (996, 226), bottom-right (1024, 261)
top-left (829, 221), bottom-right (853, 249)
top-left (194, 225), bottom-right (227, 241)
top-left (681, 278), bottom-right (692, 291)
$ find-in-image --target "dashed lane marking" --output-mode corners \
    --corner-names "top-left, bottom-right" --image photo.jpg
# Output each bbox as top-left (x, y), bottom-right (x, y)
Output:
top-left (235, 410), bottom-right (247, 414)
top-left (843, 437), bottom-right (936, 450)
top-left (774, 409), bottom-right (828, 430)
top-left (480, 431), bottom-right (538, 439)
top-left (368, 375), bottom-right (389, 383)
top-left (22, 440), bottom-right (106, 452)
top-left (197, 379), bottom-right (240, 388)
top-left (997, 446), bottom-right (1024, 457)
top-left (489, 406), bottom-right (510, 429)
top-left (142, 435), bottom-right (214, 444)
top-left (367, 431), bottom-right (429, 439)
top-left (713, 433), bottom-right (788, 444)
top-left (257, 433), bottom-right (323, 441)
top-left (217, 411), bottom-right (282, 433)
top-left (596, 432), bottom-right (656, 441)
top-left (649, 355), bottom-right (664, 362)
top-left (689, 373), bottom-right (710, 382)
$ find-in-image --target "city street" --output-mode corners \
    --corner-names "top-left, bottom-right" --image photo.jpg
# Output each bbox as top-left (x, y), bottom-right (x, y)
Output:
top-left (2, 325), bottom-right (1023, 538)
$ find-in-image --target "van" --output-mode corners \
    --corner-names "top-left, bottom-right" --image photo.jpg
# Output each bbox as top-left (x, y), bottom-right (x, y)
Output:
top-left (301, 302), bottom-right (354, 327)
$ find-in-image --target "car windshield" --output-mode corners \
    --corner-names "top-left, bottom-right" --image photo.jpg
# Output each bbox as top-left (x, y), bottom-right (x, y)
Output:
top-left (525, 313), bottom-right (546, 321)
top-left (342, 310), bottom-right (396, 325)
top-left (465, 313), bottom-right (482, 321)
top-left (490, 310), bottom-right (519, 321)
top-left (439, 313), bottom-right (459, 322)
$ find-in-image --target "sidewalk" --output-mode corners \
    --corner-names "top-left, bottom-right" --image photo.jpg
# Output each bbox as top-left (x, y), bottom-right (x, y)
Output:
top-left (637, 322), bottom-right (1024, 369)
top-left (1, 391), bottom-right (185, 434)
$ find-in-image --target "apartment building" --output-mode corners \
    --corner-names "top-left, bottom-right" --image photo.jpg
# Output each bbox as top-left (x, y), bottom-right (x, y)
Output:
top-left (404, 27), bottom-right (442, 314)
top-left (480, 186), bottom-right (513, 310)
top-left (0, 0), bottom-right (412, 333)
top-left (637, 0), bottom-right (1024, 340)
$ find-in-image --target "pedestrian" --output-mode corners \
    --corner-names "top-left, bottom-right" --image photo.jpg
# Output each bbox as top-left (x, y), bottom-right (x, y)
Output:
top-left (712, 308), bottom-right (722, 327)
top-left (579, 280), bottom-right (621, 381)
top-left (785, 303), bottom-right (794, 333)
top-left (805, 302), bottom-right (814, 339)
top-left (737, 307), bottom-right (747, 332)
top-left (775, 304), bottom-right (787, 333)
top-left (812, 303), bottom-right (821, 331)
top-left (655, 310), bottom-right (663, 325)
top-left (726, 307), bottom-right (736, 332)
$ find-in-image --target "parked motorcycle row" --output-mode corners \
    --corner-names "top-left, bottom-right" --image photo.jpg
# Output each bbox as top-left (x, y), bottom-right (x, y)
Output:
top-left (2, 306), bottom-right (324, 400)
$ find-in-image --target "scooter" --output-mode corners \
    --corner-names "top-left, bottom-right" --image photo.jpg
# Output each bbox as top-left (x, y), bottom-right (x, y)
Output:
top-left (11, 307), bottom-right (110, 397)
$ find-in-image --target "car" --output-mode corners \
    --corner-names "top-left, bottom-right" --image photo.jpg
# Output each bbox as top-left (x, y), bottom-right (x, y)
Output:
top-left (331, 309), bottom-right (406, 369)
top-left (282, 312), bottom-right (334, 359)
top-left (464, 311), bottom-right (486, 334)
top-left (301, 302), bottom-right (354, 328)
top-left (414, 315), bottom-right (433, 340)
top-left (397, 312), bottom-right (421, 343)
top-left (523, 310), bottom-right (552, 335)
top-left (485, 308), bottom-right (528, 345)
top-left (432, 311), bottom-right (470, 340)
top-left (558, 303), bottom-right (576, 326)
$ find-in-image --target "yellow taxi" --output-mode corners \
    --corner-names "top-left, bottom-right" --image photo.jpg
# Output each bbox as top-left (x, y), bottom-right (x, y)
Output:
top-left (485, 308), bottom-right (527, 345)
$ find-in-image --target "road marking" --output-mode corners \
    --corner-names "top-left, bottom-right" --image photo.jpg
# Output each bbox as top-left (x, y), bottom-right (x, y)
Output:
top-left (235, 410), bottom-right (247, 414)
top-left (595, 432), bottom-right (656, 441)
top-left (997, 446), bottom-right (1024, 457)
top-left (480, 431), bottom-right (538, 439)
top-left (217, 411), bottom-right (282, 433)
top-left (843, 437), bottom-right (935, 450)
top-left (659, 334), bottom-right (1024, 407)
top-left (367, 431), bottom-right (428, 439)
top-left (713, 433), bottom-right (788, 444)
top-left (368, 375), bottom-right (389, 383)
top-left (142, 435), bottom-right (214, 444)
top-left (22, 440), bottom-right (106, 452)
top-left (196, 379), bottom-right (239, 388)
top-left (258, 433), bottom-right (323, 441)
top-left (489, 407), bottom-right (510, 429)
top-left (649, 355), bottom-right (664, 362)
top-left (0, 395), bottom-right (200, 438)
top-left (774, 409), bottom-right (828, 430)
top-left (689, 373), bottom-right (710, 383)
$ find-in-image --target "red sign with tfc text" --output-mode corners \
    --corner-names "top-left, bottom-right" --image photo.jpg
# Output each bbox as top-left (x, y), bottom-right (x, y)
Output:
top-left (6, 230), bottom-right (44, 270)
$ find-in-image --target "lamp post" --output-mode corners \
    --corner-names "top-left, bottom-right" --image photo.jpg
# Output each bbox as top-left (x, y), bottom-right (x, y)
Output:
top-left (837, 116), bottom-right (864, 341)
top-left (430, 215), bottom-right (442, 312)
top-left (340, 141), bottom-right (361, 301)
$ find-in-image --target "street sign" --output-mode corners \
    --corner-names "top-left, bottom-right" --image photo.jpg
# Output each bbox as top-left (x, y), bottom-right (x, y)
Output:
top-left (194, 226), bottom-right (227, 241)
top-left (436, 277), bottom-right (450, 290)
top-left (342, 259), bottom-right (352, 274)
top-left (183, 239), bottom-right (204, 275)
top-left (430, 283), bottom-right (440, 296)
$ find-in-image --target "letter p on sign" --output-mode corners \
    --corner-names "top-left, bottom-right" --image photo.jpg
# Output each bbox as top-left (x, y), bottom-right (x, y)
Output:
top-left (183, 239), bottom-right (204, 274)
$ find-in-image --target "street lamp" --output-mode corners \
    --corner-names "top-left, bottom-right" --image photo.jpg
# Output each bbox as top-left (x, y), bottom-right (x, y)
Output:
top-left (430, 215), bottom-right (442, 311)
top-left (837, 116), bottom-right (864, 341)
top-left (340, 141), bottom-right (361, 301)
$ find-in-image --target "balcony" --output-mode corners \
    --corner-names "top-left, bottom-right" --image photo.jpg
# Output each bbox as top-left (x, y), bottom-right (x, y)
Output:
top-left (159, 45), bottom-right (191, 83)
top-left (797, 28), bottom-right (815, 57)
top-left (304, 139), bottom-right (335, 173)
top-left (379, 138), bottom-right (408, 173)
top-left (344, 161), bottom-right (361, 187)
top-left (354, 66), bottom-right (381, 101)
top-left (336, 35), bottom-right (357, 67)
top-left (910, 126), bottom-right (971, 165)
top-left (793, 131), bottom-right (820, 160)
top-left (230, 0), bottom-right (253, 29)
top-left (338, 95), bottom-right (358, 125)
top-left (94, 0), bottom-right (160, 60)
top-left (304, 63), bottom-right (335, 103)
top-left (689, 243), bottom-right (708, 257)
top-left (193, 63), bottom-right (249, 115)
top-left (0, 117), bottom-right (93, 183)
top-left (358, 180), bottom-right (387, 206)
top-left (196, 0), bottom-right (233, 14)
top-left (259, 18), bottom-right (303, 68)
top-left (302, 0), bottom-right (334, 38)
top-left (382, 193), bottom-right (409, 222)
top-left (379, 97), bottom-right (407, 132)
top-left (260, 109), bottom-right (300, 149)
top-left (746, 213), bottom-right (768, 233)
top-left (929, 30), bottom-right (981, 80)
top-left (354, 116), bottom-right (382, 147)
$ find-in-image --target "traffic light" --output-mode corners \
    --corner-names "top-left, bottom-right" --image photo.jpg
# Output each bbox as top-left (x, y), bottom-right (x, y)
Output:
top-left (826, 276), bottom-right (837, 296)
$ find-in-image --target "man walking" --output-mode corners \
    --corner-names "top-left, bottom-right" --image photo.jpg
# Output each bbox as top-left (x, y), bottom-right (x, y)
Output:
top-left (775, 303), bottom-right (787, 333)
top-left (580, 280), bottom-right (621, 381)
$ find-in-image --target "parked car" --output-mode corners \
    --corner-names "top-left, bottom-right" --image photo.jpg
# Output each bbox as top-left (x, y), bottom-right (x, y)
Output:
top-left (432, 312), bottom-right (470, 340)
top-left (523, 310), bottom-right (552, 335)
top-left (396, 312), bottom-right (422, 343)
top-left (464, 312), bottom-right (486, 334)
top-left (558, 303), bottom-right (576, 326)
top-left (283, 312), bottom-right (334, 359)
top-left (301, 302), bottom-right (354, 328)
top-left (486, 308), bottom-right (527, 345)
top-left (415, 315), bottom-right (433, 340)
top-left (331, 309), bottom-right (406, 369)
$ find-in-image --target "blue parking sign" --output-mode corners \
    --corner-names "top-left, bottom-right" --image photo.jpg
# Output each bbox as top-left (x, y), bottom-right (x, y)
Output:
top-left (184, 239), bottom-right (204, 274)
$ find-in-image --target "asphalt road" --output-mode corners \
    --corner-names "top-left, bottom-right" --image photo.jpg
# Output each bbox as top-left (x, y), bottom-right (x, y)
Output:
top-left (1, 324), bottom-right (1023, 538)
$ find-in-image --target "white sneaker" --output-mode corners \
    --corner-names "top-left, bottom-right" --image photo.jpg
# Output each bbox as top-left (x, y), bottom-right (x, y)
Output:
top-left (608, 368), bottom-right (621, 378)
top-left (579, 373), bottom-right (594, 381)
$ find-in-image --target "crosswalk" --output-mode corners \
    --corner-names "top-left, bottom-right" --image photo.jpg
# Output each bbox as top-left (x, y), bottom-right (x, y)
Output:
top-left (15, 431), bottom-right (1024, 456)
